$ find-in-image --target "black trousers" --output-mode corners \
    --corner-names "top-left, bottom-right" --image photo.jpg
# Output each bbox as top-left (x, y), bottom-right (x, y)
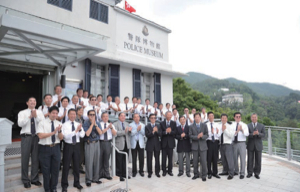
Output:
top-left (99, 141), bottom-right (112, 178)
top-left (116, 141), bottom-right (129, 177)
top-left (146, 150), bottom-right (160, 175)
top-left (39, 144), bottom-right (61, 191)
top-left (61, 143), bottom-right (80, 188)
top-left (162, 147), bottom-right (173, 173)
top-left (207, 140), bottom-right (219, 175)
top-left (131, 141), bottom-right (144, 174)
top-left (247, 149), bottom-right (262, 176)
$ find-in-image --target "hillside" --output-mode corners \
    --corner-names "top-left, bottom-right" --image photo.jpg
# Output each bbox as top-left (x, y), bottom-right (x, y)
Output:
top-left (184, 72), bottom-right (300, 97)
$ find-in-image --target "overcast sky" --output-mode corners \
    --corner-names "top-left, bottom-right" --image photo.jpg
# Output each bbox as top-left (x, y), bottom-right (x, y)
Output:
top-left (119, 0), bottom-right (300, 91)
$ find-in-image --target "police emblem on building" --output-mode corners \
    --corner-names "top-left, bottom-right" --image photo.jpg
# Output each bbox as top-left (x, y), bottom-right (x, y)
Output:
top-left (142, 25), bottom-right (149, 36)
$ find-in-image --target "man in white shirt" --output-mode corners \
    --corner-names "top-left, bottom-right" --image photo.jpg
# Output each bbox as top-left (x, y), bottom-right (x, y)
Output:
top-left (171, 108), bottom-right (180, 126)
top-left (38, 94), bottom-right (53, 118)
top-left (83, 96), bottom-right (101, 122)
top-left (131, 97), bottom-right (139, 115)
top-left (141, 99), bottom-right (153, 118)
top-left (201, 108), bottom-right (208, 123)
top-left (52, 85), bottom-right (64, 108)
top-left (77, 88), bottom-right (88, 107)
top-left (68, 95), bottom-right (79, 110)
top-left (18, 97), bottom-right (44, 188)
top-left (158, 103), bottom-right (164, 121)
top-left (205, 112), bottom-right (220, 179)
top-left (183, 107), bottom-right (194, 125)
top-left (135, 98), bottom-right (143, 115)
top-left (163, 103), bottom-right (172, 115)
top-left (37, 106), bottom-right (63, 192)
top-left (231, 112), bottom-right (249, 179)
top-left (153, 102), bottom-right (160, 120)
top-left (105, 95), bottom-right (114, 116)
top-left (57, 96), bottom-right (70, 124)
top-left (82, 90), bottom-right (90, 106)
top-left (111, 96), bottom-right (122, 117)
top-left (120, 96), bottom-right (133, 119)
top-left (99, 112), bottom-right (117, 180)
top-left (61, 109), bottom-right (85, 191)
top-left (96, 94), bottom-right (107, 112)
top-left (218, 114), bottom-right (235, 180)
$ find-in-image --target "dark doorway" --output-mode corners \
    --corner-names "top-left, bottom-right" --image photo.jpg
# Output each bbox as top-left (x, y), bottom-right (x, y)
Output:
top-left (0, 71), bottom-right (43, 140)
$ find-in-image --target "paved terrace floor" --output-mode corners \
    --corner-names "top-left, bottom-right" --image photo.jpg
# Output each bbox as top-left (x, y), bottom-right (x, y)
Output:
top-left (110, 155), bottom-right (300, 192)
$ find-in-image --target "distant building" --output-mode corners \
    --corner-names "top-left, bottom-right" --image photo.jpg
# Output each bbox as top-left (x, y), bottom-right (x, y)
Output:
top-left (222, 93), bottom-right (243, 104)
top-left (218, 88), bottom-right (229, 92)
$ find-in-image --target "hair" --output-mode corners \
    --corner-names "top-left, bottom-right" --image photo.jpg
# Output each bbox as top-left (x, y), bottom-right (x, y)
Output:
top-left (107, 94), bottom-right (112, 98)
top-left (54, 85), bottom-right (61, 90)
top-left (97, 94), bottom-right (103, 98)
top-left (124, 96), bottom-right (129, 100)
top-left (101, 112), bottom-right (108, 118)
top-left (166, 103), bottom-right (170, 106)
top-left (194, 112), bottom-right (201, 118)
top-left (118, 112), bottom-right (125, 117)
top-left (68, 108), bottom-right (76, 115)
top-left (149, 113), bottom-right (156, 119)
top-left (49, 106), bottom-right (59, 113)
top-left (133, 113), bottom-right (140, 118)
top-left (179, 115), bottom-right (186, 120)
top-left (43, 94), bottom-right (52, 99)
top-left (132, 97), bottom-right (137, 100)
top-left (154, 101), bottom-right (158, 105)
top-left (137, 97), bottom-right (141, 101)
top-left (76, 105), bottom-right (83, 111)
top-left (234, 112), bottom-right (241, 117)
top-left (76, 88), bottom-right (83, 93)
top-left (221, 113), bottom-right (228, 118)
top-left (87, 110), bottom-right (96, 115)
top-left (172, 108), bottom-right (177, 112)
top-left (83, 90), bottom-right (89, 93)
top-left (61, 96), bottom-right (70, 103)
top-left (165, 111), bottom-right (172, 116)
top-left (201, 107), bottom-right (206, 111)
top-left (27, 96), bottom-right (36, 102)
top-left (72, 94), bottom-right (78, 99)
top-left (207, 111), bottom-right (214, 116)
top-left (184, 107), bottom-right (189, 110)
top-left (158, 103), bottom-right (163, 107)
top-left (251, 113), bottom-right (257, 117)
top-left (145, 98), bottom-right (150, 102)
top-left (89, 96), bottom-right (96, 101)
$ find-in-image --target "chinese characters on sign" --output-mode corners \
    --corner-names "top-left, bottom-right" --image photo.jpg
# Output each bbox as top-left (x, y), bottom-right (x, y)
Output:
top-left (124, 32), bottom-right (163, 59)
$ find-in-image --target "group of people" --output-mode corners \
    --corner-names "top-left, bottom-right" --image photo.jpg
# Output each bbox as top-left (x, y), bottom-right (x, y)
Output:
top-left (18, 85), bottom-right (265, 192)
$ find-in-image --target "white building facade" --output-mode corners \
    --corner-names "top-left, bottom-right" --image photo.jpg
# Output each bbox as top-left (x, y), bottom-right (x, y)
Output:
top-left (0, 0), bottom-right (182, 127)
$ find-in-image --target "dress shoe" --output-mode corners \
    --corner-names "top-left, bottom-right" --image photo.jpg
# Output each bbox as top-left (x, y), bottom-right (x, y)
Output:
top-left (139, 172), bottom-right (144, 177)
top-left (86, 183), bottom-right (91, 187)
top-left (202, 178), bottom-right (207, 182)
top-left (62, 188), bottom-right (67, 192)
top-left (213, 174), bottom-right (221, 179)
top-left (94, 180), bottom-right (102, 184)
top-left (156, 174), bottom-right (161, 178)
top-left (120, 177), bottom-right (125, 181)
top-left (162, 172), bottom-right (167, 177)
top-left (148, 174), bottom-right (152, 178)
top-left (192, 176), bottom-right (199, 180)
top-left (106, 176), bottom-right (113, 180)
top-left (208, 174), bottom-right (212, 179)
top-left (255, 174), bottom-right (260, 179)
top-left (168, 172), bottom-right (173, 176)
top-left (132, 173), bottom-right (137, 177)
top-left (24, 182), bottom-right (31, 188)
top-left (73, 184), bottom-right (83, 190)
top-left (186, 173), bottom-right (191, 177)
top-left (177, 173), bottom-right (183, 177)
top-left (240, 175), bottom-right (244, 179)
top-left (247, 174), bottom-right (252, 178)
top-left (79, 170), bottom-right (85, 174)
top-left (51, 190), bottom-right (57, 192)
top-left (219, 172), bottom-right (229, 176)
top-left (227, 175), bottom-right (233, 180)
top-left (31, 181), bottom-right (42, 186)
top-left (234, 173), bottom-right (238, 176)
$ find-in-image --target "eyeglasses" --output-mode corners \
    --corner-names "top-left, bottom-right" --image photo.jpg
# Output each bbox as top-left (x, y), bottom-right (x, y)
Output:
top-left (236, 116), bottom-right (241, 118)
top-left (89, 114), bottom-right (96, 116)
top-left (91, 99), bottom-right (97, 101)
top-left (149, 117), bottom-right (156, 119)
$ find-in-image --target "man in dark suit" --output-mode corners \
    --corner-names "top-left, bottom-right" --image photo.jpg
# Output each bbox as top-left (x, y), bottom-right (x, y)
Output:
top-left (176, 115), bottom-right (191, 177)
top-left (247, 113), bottom-right (265, 179)
top-left (145, 114), bottom-right (162, 178)
top-left (189, 112), bottom-right (208, 181)
top-left (160, 111), bottom-right (177, 176)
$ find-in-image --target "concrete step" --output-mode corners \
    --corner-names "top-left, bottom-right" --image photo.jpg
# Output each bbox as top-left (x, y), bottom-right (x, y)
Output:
top-left (5, 175), bottom-right (120, 192)
top-left (5, 154), bottom-right (22, 165)
top-left (5, 161), bottom-right (31, 176)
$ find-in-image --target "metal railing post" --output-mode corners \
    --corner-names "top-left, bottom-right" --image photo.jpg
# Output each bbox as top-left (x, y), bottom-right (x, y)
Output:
top-left (268, 127), bottom-right (272, 155)
top-left (112, 137), bottom-right (116, 176)
top-left (287, 129), bottom-right (291, 161)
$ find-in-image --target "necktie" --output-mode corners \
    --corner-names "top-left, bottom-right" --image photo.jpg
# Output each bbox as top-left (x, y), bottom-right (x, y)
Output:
top-left (58, 98), bottom-right (61, 107)
top-left (75, 105), bottom-right (76, 110)
top-left (71, 122), bottom-right (76, 144)
top-left (104, 123), bottom-right (108, 141)
top-left (136, 123), bottom-right (139, 141)
top-left (146, 105), bottom-right (148, 115)
top-left (51, 121), bottom-right (55, 144)
top-left (211, 123), bottom-right (215, 142)
top-left (122, 122), bottom-right (125, 130)
top-left (31, 117), bottom-right (36, 134)
top-left (253, 123), bottom-right (257, 131)
top-left (62, 108), bottom-right (66, 123)
top-left (47, 106), bottom-right (50, 112)
top-left (126, 104), bottom-right (128, 110)
top-left (197, 124), bottom-right (200, 132)
top-left (182, 126), bottom-right (184, 131)
top-left (234, 123), bottom-right (239, 143)
top-left (221, 133), bottom-right (224, 144)
top-left (167, 121), bottom-right (170, 127)
top-left (79, 98), bottom-right (81, 104)
top-left (108, 103), bottom-right (111, 114)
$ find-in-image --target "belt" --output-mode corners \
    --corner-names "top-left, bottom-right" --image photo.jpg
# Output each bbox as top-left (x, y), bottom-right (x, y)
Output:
top-left (100, 140), bottom-right (112, 142)
top-left (65, 142), bottom-right (80, 145)
top-left (234, 141), bottom-right (246, 143)
top-left (21, 133), bottom-right (35, 137)
top-left (86, 140), bottom-right (99, 144)
top-left (221, 143), bottom-right (231, 145)
top-left (40, 143), bottom-right (59, 147)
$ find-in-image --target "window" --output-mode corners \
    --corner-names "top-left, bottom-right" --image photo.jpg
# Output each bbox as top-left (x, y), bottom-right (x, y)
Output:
top-left (48, 0), bottom-right (72, 11)
top-left (142, 73), bottom-right (151, 104)
top-left (109, 64), bottom-right (120, 101)
top-left (133, 69), bottom-right (141, 98)
top-left (90, 0), bottom-right (109, 24)
top-left (154, 73), bottom-right (161, 103)
top-left (90, 64), bottom-right (106, 98)
top-left (85, 59), bottom-right (92, 94)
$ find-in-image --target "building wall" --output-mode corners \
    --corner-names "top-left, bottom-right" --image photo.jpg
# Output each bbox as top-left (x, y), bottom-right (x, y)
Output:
top-left (119, 66), bottom-right (133, 101)
top-left (161, 75), bottom-right (173, 104)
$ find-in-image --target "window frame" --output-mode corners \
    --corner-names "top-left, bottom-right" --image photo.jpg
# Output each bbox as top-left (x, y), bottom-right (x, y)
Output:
top-left (47, 0), bottom-right (73, 12)
top-left (89, 0), bottom-right (109, 24)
